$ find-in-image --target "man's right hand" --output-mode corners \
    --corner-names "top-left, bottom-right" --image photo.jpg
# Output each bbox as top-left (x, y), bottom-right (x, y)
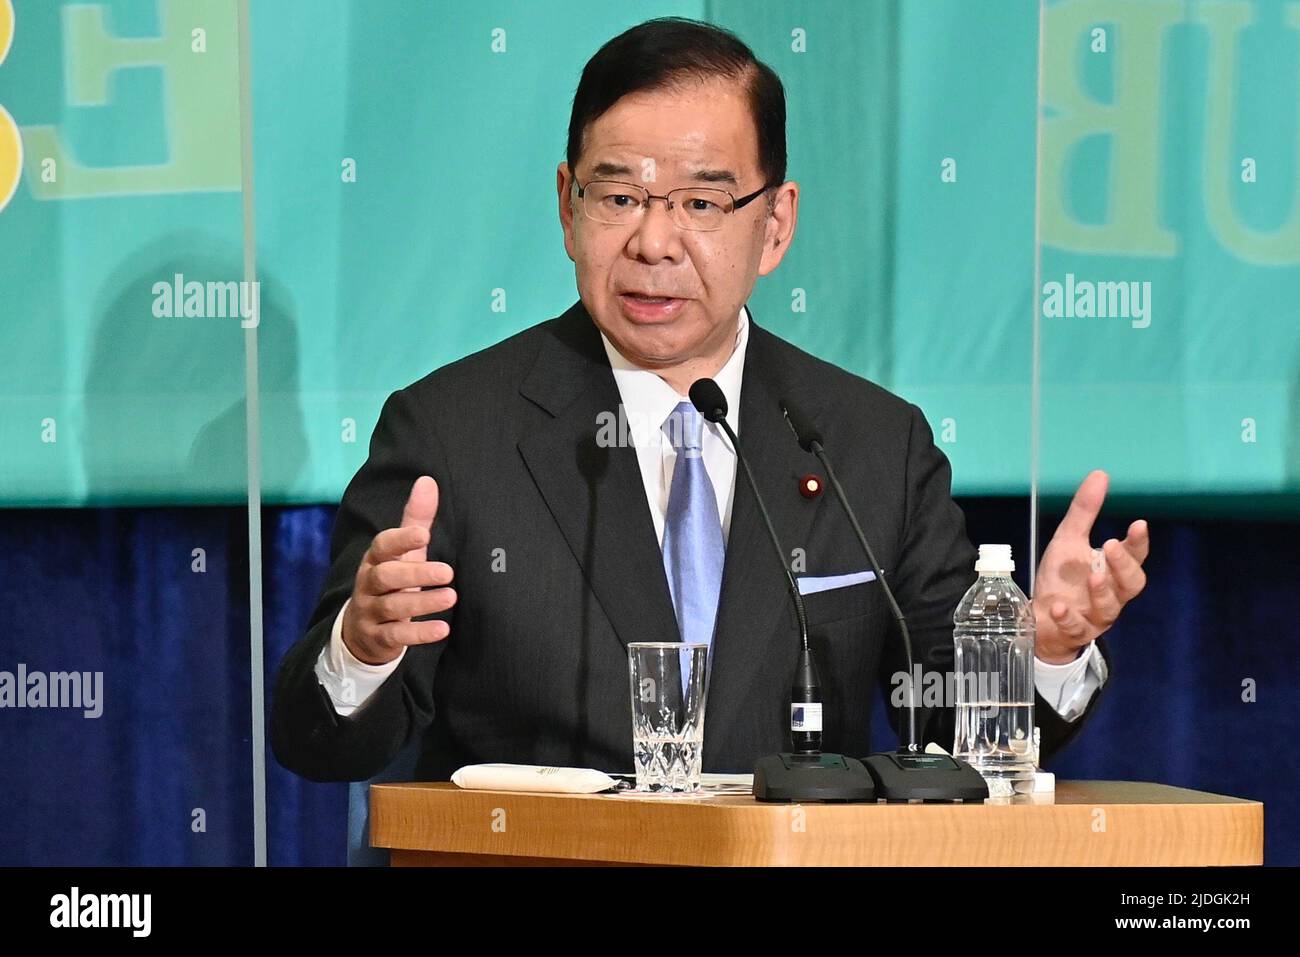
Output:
top-left (341, 475), bottom-right (457, 665)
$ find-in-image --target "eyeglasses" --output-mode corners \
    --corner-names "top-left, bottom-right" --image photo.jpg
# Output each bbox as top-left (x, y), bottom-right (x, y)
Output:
top-left (573, 178), bottom-right (775, 231)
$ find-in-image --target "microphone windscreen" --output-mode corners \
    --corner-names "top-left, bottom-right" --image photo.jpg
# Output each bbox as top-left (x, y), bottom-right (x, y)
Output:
top-left (780, 397), bottom-right (822, 452)
top-left (689, 378), bottom-right (728, 423)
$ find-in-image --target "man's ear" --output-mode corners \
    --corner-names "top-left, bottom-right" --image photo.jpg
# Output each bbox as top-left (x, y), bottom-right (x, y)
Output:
top-left (557, 162), bottom-right (576, 262)
top-left (757, 181), bottom-right (799, 277)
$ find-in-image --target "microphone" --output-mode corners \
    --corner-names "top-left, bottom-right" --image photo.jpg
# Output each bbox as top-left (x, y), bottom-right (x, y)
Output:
top-left (690, 379), bottom-right (874, 801)
top-left (689, 380), bottom-right (818, 752)
top-left (781, 397), bottom-right (916, 749)
top-left (779, 396), bottom-right (987, 802)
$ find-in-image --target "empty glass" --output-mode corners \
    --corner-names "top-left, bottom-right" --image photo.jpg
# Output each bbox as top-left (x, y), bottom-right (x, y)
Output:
top-left (627, 642), bottom-right (709, 792)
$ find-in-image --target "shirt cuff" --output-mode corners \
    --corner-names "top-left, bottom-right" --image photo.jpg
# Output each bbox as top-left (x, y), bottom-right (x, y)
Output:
top-left (313, 597), bottom-right (406, 717)
top-left (1034, 642), bottom-right (1108, 722)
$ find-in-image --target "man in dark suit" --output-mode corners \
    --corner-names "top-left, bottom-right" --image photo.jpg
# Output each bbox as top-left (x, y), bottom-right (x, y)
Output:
top-left (271, 18), bottom-right (1149, 783)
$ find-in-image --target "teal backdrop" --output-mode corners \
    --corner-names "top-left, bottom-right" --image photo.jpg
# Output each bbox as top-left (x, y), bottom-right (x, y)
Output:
top-left (1, 0), bottom-right (1296, 508)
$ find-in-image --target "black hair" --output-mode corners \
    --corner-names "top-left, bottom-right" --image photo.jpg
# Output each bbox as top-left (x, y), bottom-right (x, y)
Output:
top-left (566, 17), bottom-right (787, 195)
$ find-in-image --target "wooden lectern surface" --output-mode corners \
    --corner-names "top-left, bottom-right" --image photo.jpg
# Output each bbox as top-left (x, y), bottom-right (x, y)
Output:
top-left (369, 780), bottom-right (1263, 867)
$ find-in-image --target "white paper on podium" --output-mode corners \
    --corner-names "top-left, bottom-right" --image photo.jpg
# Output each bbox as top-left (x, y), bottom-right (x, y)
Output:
top-left (450, 763), bottom-right (620, 793)
top-left (450, 764), bottom-right (759, 795)
top-left (699, 773), bottom-right (754, 792)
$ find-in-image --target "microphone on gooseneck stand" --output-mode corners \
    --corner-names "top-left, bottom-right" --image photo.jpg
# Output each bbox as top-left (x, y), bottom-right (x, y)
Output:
top-left (688, 380), bottom-right (818, 752)
top-left (779, 396), bottom-right (987, 802)
top-left (779, 398), bottom-right (917, 750)
top-left (689, 379), bottom-right (874, 802)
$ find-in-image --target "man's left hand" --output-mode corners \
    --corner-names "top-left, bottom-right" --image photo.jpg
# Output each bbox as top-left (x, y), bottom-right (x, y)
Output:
top-left (1033, 469), bottom-right (1149, 664)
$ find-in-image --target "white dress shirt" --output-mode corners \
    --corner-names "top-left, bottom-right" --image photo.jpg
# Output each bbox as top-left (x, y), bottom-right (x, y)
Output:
top-left (315, 304), bottom-right (1105, 728)
top-left (603, 304), bottom-right (748, 547)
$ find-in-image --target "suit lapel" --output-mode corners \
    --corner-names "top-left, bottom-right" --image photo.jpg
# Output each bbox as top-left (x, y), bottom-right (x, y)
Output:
top-left (516, 302), bottom-right (680, 652)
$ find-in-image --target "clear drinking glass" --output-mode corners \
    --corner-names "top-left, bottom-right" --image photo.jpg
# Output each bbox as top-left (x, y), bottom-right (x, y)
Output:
top-left (627, 642), bottom-right (709, 792)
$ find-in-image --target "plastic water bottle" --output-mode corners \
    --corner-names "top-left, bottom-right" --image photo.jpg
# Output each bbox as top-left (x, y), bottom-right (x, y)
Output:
top-left (952, 544), bottom-right (1036, 782)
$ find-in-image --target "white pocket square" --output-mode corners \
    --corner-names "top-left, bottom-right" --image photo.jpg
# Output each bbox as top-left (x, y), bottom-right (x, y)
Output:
top-left (797, 570), bottom-right (878, 595)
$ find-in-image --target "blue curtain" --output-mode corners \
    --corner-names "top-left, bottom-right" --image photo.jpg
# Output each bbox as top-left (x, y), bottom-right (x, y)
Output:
top-left (1, 500), bottom-right (1294, 865)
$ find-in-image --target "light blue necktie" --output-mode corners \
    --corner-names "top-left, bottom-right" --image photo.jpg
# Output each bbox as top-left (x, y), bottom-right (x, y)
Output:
top-left (661, 401), bottom-right (725, 697)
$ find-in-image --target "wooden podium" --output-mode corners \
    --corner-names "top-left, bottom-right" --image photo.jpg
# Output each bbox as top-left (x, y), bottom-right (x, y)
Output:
top-left (369, 780), bottom-right (1262, 866)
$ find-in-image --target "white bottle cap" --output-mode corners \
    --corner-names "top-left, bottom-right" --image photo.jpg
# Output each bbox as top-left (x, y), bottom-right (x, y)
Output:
top-left (975, 543), bottom-right (1014, 573)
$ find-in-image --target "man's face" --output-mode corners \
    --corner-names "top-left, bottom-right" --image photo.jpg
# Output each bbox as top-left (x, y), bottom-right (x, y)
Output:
top-left (558, 76), bottom-right (798, 374)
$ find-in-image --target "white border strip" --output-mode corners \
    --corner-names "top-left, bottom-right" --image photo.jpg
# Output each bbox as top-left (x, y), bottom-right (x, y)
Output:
top-left (1029, 0), bottom-right (1046, 597)
top-left (236, 0), bottom-right (266, 868)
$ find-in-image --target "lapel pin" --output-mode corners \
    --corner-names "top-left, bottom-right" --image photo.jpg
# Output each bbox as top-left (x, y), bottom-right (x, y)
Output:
top-left (799, 474), bottom-right (823, 500)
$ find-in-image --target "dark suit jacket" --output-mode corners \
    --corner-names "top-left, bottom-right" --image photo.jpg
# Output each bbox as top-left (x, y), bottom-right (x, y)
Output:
top-left (270, 300), bottom-right (1109, 782)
